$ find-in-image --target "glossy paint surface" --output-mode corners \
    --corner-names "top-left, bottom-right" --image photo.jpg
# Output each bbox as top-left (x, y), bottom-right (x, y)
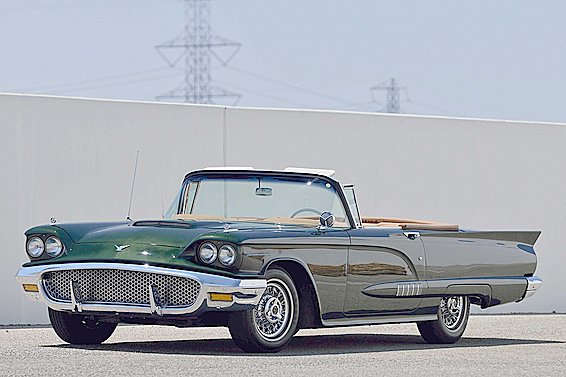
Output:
top-left (24, 220), bottom-right (539, 322)
top-left (421, 231), bottom-right (538, 280)
top-left (21, 170), bottom-right (541, 326)
top-left (239, 228), bottom-right (350, 317)
top-left (344, 227), bottom-right (425, 316)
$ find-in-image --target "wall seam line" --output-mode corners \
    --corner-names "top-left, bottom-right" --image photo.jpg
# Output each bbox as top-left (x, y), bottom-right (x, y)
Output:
top-left (223, 106), bottom-right (227, 166)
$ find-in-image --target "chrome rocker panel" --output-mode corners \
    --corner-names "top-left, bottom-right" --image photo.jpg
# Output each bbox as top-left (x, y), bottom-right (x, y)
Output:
top-left (16, 263), bottom-right (267, 316)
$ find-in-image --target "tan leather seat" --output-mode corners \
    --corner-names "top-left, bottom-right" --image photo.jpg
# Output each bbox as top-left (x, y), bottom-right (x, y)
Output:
top-left (362, 217), bottom-right (459, 231)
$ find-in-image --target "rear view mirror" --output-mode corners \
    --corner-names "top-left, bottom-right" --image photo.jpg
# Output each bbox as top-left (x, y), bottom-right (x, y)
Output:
top-left (255, 187), bottom-right (273, 197)
top-left (319, 212), bottom-right (335, 228)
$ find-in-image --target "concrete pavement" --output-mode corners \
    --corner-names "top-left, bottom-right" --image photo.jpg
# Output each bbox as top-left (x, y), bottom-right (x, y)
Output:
top-left (1, 315), bottom-right (564, 376)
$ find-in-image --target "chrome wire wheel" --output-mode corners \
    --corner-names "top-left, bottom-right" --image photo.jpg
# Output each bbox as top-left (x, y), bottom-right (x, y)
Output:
top-left (253, 277), bottom-right (294, 342)
top-left (228, 267), bottom-right (299, 353)
top-left (439, 296), bottom-right (465, 331)
top-left (417, 295), bottom-right (469, 344)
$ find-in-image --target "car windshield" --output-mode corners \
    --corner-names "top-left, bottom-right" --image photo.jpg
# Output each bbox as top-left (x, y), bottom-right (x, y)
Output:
top-left (170, 174), bottom-right (350, 228)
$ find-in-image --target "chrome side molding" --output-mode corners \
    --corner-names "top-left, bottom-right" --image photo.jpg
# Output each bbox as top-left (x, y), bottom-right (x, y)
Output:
top-left (324, 314), bottom-right (437, 327)
top-left (396, 282), bottom-right (422, 297)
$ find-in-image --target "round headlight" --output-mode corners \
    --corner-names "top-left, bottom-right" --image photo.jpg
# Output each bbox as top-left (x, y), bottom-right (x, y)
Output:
top-left (218, 244), bottom-right (237, 266)
top-left (26, 237), bottom-right (45, 258)
top-left (45, 236), bottom-right (64, 257)
top-left (198, 242), bottom-right (217, 264)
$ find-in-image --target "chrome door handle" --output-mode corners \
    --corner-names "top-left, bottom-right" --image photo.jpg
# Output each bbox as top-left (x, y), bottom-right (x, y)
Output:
top-left (403, 231), bottom-right (420, 240)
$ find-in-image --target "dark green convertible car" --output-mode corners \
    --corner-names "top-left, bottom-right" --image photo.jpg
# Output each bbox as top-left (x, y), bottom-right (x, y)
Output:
top-left (17, 167), bottom-right (542, 352)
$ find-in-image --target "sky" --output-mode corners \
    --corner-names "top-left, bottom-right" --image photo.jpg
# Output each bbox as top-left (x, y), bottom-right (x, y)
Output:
top-left (1, 0), bottom-right (566, 123)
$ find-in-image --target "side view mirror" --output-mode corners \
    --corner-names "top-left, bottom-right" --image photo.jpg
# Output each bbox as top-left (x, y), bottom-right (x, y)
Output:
top-left (319, 211), bottom-right (335, 228)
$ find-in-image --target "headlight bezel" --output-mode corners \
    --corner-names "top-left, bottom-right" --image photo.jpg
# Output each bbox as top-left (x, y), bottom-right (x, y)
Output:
top-left (25, 234), bottom-right (66, 260)
top-left (198, 242), bottom-right (218, 264)
top-left (45, 236), bottom-right (64, 258)
top-left (26, 236), bottom-right (45, 258)
top-left (192, 241), bottom-right (240, 269)
top-left (218, 244), bottom-right (237, 266)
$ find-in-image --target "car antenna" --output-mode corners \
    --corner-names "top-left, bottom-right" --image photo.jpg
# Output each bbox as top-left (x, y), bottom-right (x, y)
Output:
top-left (161, 193), bottom-right (165, 219)
top-left (127, 150), bottom-right (140, 222)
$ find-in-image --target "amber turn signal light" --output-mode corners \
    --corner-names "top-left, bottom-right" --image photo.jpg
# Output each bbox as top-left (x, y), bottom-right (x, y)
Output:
top-left (22, 284), bottom-right (39, 293)
top-left (209, 293), bottom-right (233, 302)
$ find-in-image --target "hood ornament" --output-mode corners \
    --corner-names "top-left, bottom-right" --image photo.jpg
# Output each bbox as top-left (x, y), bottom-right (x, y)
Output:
top-left (114, 244), bottom-right (131, 252)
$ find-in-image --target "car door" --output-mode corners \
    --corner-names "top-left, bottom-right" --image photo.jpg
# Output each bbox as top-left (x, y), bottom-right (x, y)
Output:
top-left (344, 227), bottom-right (426, 316)
top-left (302, 227), bottom-right (351, 320)
top-left (241, 226), bottom-right (351, 321)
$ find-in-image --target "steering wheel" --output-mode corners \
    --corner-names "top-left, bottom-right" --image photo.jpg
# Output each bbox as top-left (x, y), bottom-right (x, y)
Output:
top-left (290, 208), bottom-right (322, 218)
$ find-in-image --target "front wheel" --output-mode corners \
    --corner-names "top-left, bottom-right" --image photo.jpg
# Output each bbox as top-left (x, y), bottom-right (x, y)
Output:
top-left (48, 308), bottom-right (117, 344)
top-left (228, 268), bottom-right (299, 353)
top-left (417, 296), bottom-right (470, 344)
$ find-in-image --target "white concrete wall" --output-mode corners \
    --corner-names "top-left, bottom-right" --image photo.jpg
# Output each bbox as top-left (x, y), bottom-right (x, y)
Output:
top-left (1, 93), bottom-right (563, 324)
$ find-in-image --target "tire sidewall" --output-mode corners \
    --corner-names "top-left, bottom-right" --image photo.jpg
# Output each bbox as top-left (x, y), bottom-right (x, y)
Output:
top-left (48, 308), bottom-right (117, 344)
top-left (232, 267), bottom-right (300, 352)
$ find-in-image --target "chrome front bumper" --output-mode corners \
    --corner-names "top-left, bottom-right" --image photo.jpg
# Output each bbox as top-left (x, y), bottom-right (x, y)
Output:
top-left (16, 263), bottom-right (266, 316)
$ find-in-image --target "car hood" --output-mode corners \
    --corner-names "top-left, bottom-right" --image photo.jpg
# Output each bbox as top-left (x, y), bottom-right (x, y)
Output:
top-left (73, 222), bottom-right (207, 248)
top-left (58, 219), bottom-right (304, 247)
top-left (24, 219), bottom-right (327, 272)
top-left (26, 220), bottom-right (274, 271)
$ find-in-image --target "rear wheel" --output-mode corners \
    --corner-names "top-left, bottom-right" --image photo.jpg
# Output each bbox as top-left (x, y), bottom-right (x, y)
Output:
top-left (228, 268), bottom-right (299, 353)
top-left (417, 296), bottom-right (470, 344)
top-left (48, 308), bottom-right (117, 344)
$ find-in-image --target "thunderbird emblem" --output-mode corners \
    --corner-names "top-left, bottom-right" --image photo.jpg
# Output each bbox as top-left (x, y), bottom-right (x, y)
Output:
top-left (114, 244), bottom-right (131, 252)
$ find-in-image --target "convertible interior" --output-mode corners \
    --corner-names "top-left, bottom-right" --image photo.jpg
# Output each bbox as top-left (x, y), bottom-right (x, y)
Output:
top-left (174, 214), bottom-right (459, 231)
top-left (173, 214), bottom-right (346, 227)
top-left (362, 217), bottom-right (460, 231)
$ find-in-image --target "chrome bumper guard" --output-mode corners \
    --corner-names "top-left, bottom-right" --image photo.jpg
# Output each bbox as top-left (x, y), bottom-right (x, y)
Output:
top-left (521, 276), bottom-right (542, 301)
top-left (16, 263), bottom-right (266, 316)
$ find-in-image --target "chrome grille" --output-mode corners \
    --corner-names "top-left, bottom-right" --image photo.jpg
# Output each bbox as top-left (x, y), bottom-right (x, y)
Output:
top-left (42, 269), bottom-right (201, 307)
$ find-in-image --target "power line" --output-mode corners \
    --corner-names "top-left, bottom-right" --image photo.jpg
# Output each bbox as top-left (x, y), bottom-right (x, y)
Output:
top-left (155, 0), bottom-right (241, 104)
top-left (224, 65), bottom-right (377, 111)
top-left (215, 79), bottom-right (316, 108)
top-left (48, 72), bottom-right (182, 94)
top-left (405, 99), bottom-right (463, 117)
top-left (6, 67), bottom-right (172, 93)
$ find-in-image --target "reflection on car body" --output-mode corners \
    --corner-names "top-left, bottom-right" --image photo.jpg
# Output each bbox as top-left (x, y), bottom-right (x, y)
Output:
top-left (16, 167), bottom-right (542, 352)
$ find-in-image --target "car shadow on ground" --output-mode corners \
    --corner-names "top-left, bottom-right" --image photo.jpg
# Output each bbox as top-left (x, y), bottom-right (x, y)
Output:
top-left (44, 333), bottom-right (565, 356)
